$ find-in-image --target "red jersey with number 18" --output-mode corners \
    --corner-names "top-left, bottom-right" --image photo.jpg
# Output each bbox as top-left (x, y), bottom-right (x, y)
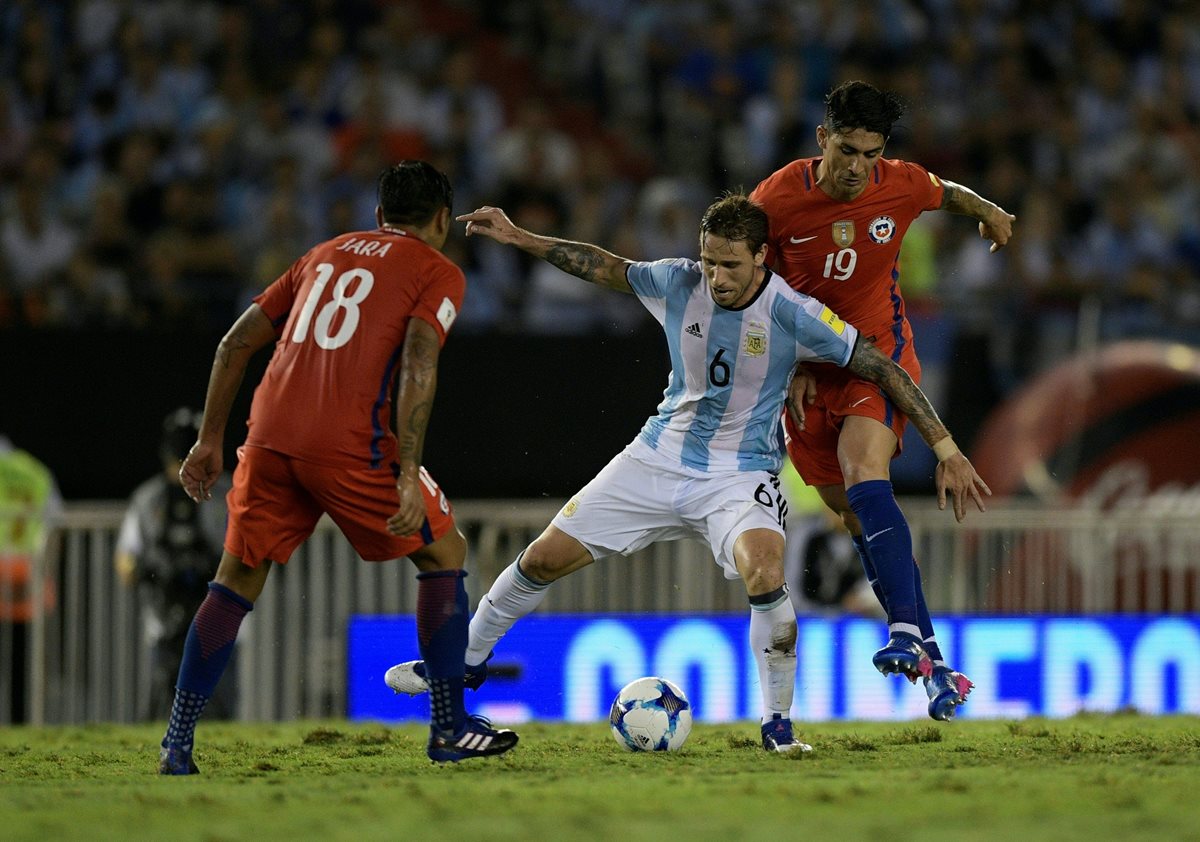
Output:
top-left (750, 156), bottom-right (942, 348)
top-left (245, 228), bottom-right (464, 470)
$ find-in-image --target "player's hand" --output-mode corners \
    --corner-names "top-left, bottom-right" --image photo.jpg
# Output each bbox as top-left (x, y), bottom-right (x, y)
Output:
top-left (387, 472), bottom-right (426, 536)
top-left (456, 206), bottom-right (521, 245)
top-left (178, 441), bottom-right (222, 503)
top-left (785, 365), bottom-right (817, 430)
top-left (980, 207), bottom-right (1016, 253)
top-left (935, 451), bottom-right (991, 522)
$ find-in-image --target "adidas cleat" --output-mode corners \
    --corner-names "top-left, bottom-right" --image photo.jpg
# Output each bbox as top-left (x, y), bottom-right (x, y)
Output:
top-left (761, 715), bottom-right (813, 754)
top-left (384, 656), bottom-right (491, 696)
top-left (924, 666), bottom-right (974, 721)
top-left (427, 715), bottom-right (519, 763)
top-left (158, 744), bottom-right (199, 775)
top-left (872, 631), bottom-right (927, 677)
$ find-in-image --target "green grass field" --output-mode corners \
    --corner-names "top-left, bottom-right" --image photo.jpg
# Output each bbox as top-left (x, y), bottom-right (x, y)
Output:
top-left (2, 715), bottom-right (1198, 842)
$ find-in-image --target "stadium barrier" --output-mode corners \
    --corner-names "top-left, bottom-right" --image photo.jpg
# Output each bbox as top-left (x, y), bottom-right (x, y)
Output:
top-left (2, 499), bottom-right (1198, 725)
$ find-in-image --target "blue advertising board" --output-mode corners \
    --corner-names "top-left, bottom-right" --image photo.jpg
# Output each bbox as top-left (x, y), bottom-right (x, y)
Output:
top-left (348, 615), bottom-right (1200, 722)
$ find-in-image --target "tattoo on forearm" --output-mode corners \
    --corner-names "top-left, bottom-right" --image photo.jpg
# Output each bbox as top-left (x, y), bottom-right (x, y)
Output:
top-left (848, 343), bottom-right (949, 445)
top-left (940, 179), bottom-right (990, 218)
top-left (395, 323), bottom-right (440, 465)
top-left (545, 243), bottom-right (610, 284)
top-left (939, 182), bottom-right (958, 210)
top-left (405, 330), bottom-right (438, 389)
top-left (396, 401), bottom-right (431, 463)
top-left (217, 330), bottom-right (252, 369)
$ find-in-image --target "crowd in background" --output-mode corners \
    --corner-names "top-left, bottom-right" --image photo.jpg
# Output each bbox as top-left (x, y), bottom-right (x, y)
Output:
top-left (2, 0), bottom-right (1199, 380)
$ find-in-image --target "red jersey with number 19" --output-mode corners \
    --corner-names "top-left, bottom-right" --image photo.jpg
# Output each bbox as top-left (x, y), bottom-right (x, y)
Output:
top-left (750, 156), bottom-right (942, 347)
top-left (245, 228), bottom-right (464, 470)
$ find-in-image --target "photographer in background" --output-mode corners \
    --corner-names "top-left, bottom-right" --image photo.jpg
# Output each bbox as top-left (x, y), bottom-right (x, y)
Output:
top-left (781, 464), bottom-right (883, 620)
top-left (116, 408), bottom-right (236, 721)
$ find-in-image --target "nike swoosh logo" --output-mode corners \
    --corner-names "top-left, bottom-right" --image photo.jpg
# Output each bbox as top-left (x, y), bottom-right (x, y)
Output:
top-left (789, 235), bottom-right (818, 244)
top-left (850, 396), bottom-right (873, 408)
top-left (864, 527), bottom-right (894, 542)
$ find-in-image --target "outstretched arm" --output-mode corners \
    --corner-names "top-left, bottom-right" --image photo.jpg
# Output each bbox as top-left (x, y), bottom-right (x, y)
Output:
top-left (846, 340), bottom-right (991, 521)
top-left (457, 206), bottom-right (634, 293)
top-left (180, 304), bottom-right (278, 502)
top-left (939, 179), bottom-right (1016, 253)
top-left (387, 317), bottom-right (441, 537)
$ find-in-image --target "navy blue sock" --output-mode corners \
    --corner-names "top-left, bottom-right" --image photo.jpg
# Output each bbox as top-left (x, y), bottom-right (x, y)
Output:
top-left (913, 561), bottom-right (944, 664)
top-left (851, 534), bottom-right (889, 613)
top-left (846, 480), bottom-right (919, 633)
top-left (163, 582), bottom-right (252, 750)
top-left (416, 569), bottom-right (468, 733)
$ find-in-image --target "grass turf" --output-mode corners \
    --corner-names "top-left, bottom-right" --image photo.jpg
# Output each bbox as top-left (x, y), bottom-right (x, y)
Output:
top-left (2, 714), bottom-right (1198, 841)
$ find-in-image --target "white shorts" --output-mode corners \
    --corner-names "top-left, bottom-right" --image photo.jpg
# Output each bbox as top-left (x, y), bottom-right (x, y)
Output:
top-left (550, 440), bottom-right (788, 579)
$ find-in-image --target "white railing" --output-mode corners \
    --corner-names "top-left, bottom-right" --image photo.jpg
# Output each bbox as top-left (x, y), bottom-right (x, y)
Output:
top-left (2, 499), bottom-right (1198, 725)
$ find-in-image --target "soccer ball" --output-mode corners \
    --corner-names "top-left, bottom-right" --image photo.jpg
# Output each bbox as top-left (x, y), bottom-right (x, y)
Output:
top-left (609, 676), bottom-right (692, 752)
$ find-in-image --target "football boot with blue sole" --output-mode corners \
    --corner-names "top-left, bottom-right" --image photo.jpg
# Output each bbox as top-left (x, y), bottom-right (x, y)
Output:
top-left (427, 715), bottom-right (519, 763)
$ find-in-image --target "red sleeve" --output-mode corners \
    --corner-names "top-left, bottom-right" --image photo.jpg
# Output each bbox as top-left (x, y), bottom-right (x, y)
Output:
top-left (410, 259), bottom-right (466, 347)
top-left (748, 177), bottom-right (780, 270)
top-left (253, 265), bottom-right (300, 329)
top-left (899, 160), bottom-right (944, 215)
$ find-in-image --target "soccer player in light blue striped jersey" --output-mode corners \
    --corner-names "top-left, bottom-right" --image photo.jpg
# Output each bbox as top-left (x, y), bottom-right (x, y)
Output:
top-left (385, 195), bottom-right (989, 752)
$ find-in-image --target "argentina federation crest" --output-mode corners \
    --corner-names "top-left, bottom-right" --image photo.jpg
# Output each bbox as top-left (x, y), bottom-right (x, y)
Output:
top-left (832, 220), bottom-right (856, 247)
top-left (745, 322), bottom-right (767, 357)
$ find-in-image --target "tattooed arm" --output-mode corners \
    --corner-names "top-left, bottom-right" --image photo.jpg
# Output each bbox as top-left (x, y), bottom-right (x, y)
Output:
top-left (457, 206), bottom-right (634, 293)
top-left (846, 339), bottom-right (991, 521)
top-left (387, 317), bottom-right (442, 536)
top-left (938, 178), bottom-right (1016, 253)
top-left (179, 304), bottom-right (278, 502)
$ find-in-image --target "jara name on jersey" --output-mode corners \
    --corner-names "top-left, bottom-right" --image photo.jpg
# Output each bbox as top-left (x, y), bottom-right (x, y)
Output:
top-left (336, 237), bottom-right (394, 258)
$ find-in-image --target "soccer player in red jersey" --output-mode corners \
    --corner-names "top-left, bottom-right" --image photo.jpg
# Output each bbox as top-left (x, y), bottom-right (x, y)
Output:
top-left (160, 161), bottom-right (518, 771)
top-left (751, 81), bottom-right (1013, 720)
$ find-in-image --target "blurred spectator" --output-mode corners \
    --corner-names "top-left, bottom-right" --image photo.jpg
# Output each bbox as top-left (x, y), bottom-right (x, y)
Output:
top-left (0, 433), bottom-right (60, 724)
top-left (0, 0), bottom-right (1195, 375)
top-left (1, 177), bottom-right (77, 323)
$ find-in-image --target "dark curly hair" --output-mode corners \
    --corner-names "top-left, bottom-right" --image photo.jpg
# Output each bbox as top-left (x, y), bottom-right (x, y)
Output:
top-left (377, 160), bottom-right (454, 226)
top-left (824, 80), bottom-right (907, 139)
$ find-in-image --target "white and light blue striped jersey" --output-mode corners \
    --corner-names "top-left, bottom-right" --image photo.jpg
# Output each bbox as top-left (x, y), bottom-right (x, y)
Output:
top-left (626, 258), bottom-right (859, 475)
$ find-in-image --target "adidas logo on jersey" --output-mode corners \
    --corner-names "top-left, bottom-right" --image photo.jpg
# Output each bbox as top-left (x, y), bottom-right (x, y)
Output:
top-left (685, 322), bottom-right (704, 338)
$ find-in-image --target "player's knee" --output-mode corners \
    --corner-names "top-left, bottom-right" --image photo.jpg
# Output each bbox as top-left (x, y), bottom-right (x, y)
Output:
top-left (518, 539), bottom-right (576, 583)
top-left (741, 560), bottom-right (785, 596)
top-left (409, 527), bottom-right (467, 572)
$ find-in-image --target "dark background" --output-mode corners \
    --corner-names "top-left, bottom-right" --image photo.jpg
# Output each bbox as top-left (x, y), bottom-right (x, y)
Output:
top-left (0, 327), bottom-right (676, 500)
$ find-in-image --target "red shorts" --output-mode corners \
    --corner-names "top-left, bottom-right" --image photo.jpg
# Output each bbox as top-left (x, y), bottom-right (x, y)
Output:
top-left (785, 342), bottom-right (922, 488)
top-left (223, 445), bottom-right (455, 567)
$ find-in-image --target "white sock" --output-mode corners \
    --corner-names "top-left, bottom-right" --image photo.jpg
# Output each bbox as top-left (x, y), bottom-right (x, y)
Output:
top-left (465, 553), bottom-right (550, 666)
top-left (749, 593), bottom-right (798, 723)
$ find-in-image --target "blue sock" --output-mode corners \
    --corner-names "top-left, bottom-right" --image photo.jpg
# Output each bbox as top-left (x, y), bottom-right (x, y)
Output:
top-left (851, 534), bottom-right (889, 613)
top-left (913, 562), bottom-right (944, 664)
top-left (163, 582), bottom-right (252, 751)
top-left (846, 480), bottom-right (918, 633)
top-left (416, 569), bottom-right (468, 733)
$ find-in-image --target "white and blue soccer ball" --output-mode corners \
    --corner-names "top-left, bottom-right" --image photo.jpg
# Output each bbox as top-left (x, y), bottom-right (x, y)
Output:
top-left (609, 676), bottom-right (692, 752)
